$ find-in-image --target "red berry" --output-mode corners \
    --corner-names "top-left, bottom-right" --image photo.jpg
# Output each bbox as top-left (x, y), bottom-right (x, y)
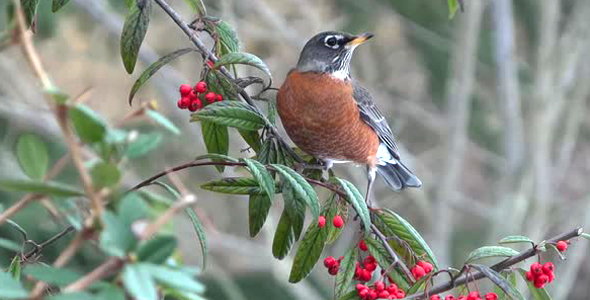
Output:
top-left (356, 284), bottom-right (367, 292)
top-left (458, 297), bottom-right (467, 300)
top-left (445, 296), bottom-right (457, 300)
top-left (179, 84), bottom-right (192, 96)
top-left (430, 295), bottom-right (442, 300)
top-left (378, 291), bottom-right (390, 299)
top-left (188, 89), bottom-right (198, 99)
top-left (177, 99), bottom-right (186, 109)
top-left (525, 271), bottom-right (535, 282)
top-left (467, 291), bottom-right (479, 300)
top-left (216, 94), bottom-right (223, 102)
top-left (411, 265), bottom-right (426, 279)
top-left (359, 289), bottom-right (369, 299)
top-left (194, 81), bottom-right (207, 93)
top-left (484, 293), bottom-right (498, 300)
top-left (323, 256), bottom-right (336, 268)
top-left (338, 256), bottom-right (344, 261)
top-left (556, 241), bottom-right (568, 252)
top-left (534, 276), bottom-right (547, 288)
top-left (542, 262), bottom-right (555, 274)
top-left (368, 290), bottom-right (378, 300)
top-left (328, 265), bottom-right (339, 275)
top-left (205, 92), bottom-right (217, 104)
top-left (530, 262), bottom-right (543, 275)
top-left (365, 262), bottom-right (377, 272)
top-left (360, 269), bottom-right (372, 282)
top-left (359, 240), bottom-right (368, 251)
top-left (207, 60), bottom-right (214, 68)
top-left (318, 216), bottom-right (326, 228)
top-left (374, 281), bottom-right (385, 292)
top-left (547, 271), bottom-right (555, 282)
top-left (395, 290), bottom-right (405, 299)
top-left (418, 261), bottom-right (434, 273)
top-left (387, 284), bottom-right (398, 294)
top-left (364, 255), bottom-right (376, 264)
top-left (333, 215), bottom-right (344, 228)
top-left (189, 99), bottom-right (202, 112)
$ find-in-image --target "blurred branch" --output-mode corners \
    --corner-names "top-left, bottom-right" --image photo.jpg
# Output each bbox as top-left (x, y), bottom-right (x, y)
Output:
top-left (63, 257), bottom-right (125, 292)
top-left (23, 226), bottom-right (75, 260)
top-left (407, 227), bottom-right (584, 299)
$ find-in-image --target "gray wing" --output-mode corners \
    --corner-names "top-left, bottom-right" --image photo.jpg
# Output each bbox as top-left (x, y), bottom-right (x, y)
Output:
top-left (352, 81), bottom-right (401, 159)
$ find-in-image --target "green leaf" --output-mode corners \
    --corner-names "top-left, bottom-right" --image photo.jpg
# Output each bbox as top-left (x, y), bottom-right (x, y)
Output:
top-left (272, 164), bottom-right (320, 218)
top-left (183, 0), bottom-right (207, 16)
top-left (0, 271), bottom-right (28, 299)
top-left (470, 264), bottom-right (525, 300)
top-left (337, 291), bottom-right (360, 300)
top-left (0, 179), bottom-right (84, 197)
top-left (334, 178), bottom-right (370, 235)
top-left (145, 110), bottom-right (180, 135)
top-left (214, 52), bottom-right (271, 79)
top-left (123, 264), bottom-right (157, 300)
top-left (248, 193), bottom-right (272, 238)
top-left (322, 195), bottom-right (349, 245)
top-left (272, 211), bottom-right (295, 259)
top-left (517, 269), bottom-right (552, 300)
top-left (121, 0), bottom-right (152, 73)
top-left (23, 265), bottom-right (82, 286)
top-left (215, 20), bottom-right (240, 54)
top-left (448, 0), bottom-right (460, 19)
top-left (128, 48), bottom-right (195, 105)
top-left (8, 256), bottom-right (21, 280)
top-left (143, 264), bottom-right (205, 293)
top-left (580, 233), bottom-right (590, 241)
top-left (494, 271), bottom-right (517, 300)
top-left (125, 132), bottom-right (162, 158)
top-left (0, 238), bottom-right (20, 252)
top-left (136, 235), bottom-right (177, 264)
top-left (406, 275), bottom-right (429, 295)
top-left (124, 0), bottom-right (134, 9)
top-left (90, 162), bottom-right (121, 189)
top-left (69, 104), bottom-right (108, 144)
top-left (201, 120), bottom-right (229, 172)
top-left (52, 0), bottom-right (71, 12)
top-left (20, 0), bottom-right (39, 26)
top-left (46, 292), bottom-right (96, 300)
top-left (282, 182), bottom-right (306, 240)
top-left (186, 208), bottom-right (208, 268)
top-left (15, 133), bottom-right (48, 180)
top-left (375, 209), bottom-right (439, 270)
top-left (499, 235), bottom-right (534, 245)
top-left (465, 246), bottom-right (519, 264)
top-left (334, 247), bottom-right (358, 298)
top-left (194, 101), bottom-right (265, 131)
top-left (363, 237), bottom-right (410, 291)
top-left (96, 285), bottom-right (126, 300)
top-left (119, 192), bottom-right (151, 226)
top-left (99, 211), bottom-right (137, 257)
top-left (194, 153), bottom-right (239, 162)
top-left (238, 129), bottom-right (262, 153)
top-left (257, 138), bottom-right (276, 165)
top-left (242, 158), bottom-right (275, 199)
top-left (201, 177), bottom-right (263, 194)
top-left (44, 86), bottom-right (69, 104)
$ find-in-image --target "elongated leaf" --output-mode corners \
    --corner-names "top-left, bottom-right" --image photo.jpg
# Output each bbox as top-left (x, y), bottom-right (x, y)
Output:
top-left (16, 133), bottom-right (48, 180)
top-left (201, 120), bottom-right (229, 172)
top-left (282, 182), bottom-right (306, 240)
top-left (96, 285), bottom-right (126, 300)
top-left (100, 211), bottom-right (137, 257)
top-left (143, 264), bottom-right (205, 293)
top-left (238, 129), bottom-right (262, 153)
top-left (323, 194), bottom-right (347, 244)
top-left (69, 104), bottom-right (108, 144)
top-left (272, 211), bottom-right (295, 259)
top-left (0, 238), bottom-right (20, 252)
top-left (248, 193), bottom-right (272, 238)
top-left (242, 158), bottom-right (275, 199)
top-left (215, 20), bottom-right (240, 54)
top-left (517, 269), bottom-right (552, 300)
top-left (9, 256), bottom-right (20, 280)
top-left (257, 138), bottom-right (275, 165)
top-left (125, 132), bottom-right (162, 158)
top-left (334, 178), bottom-right (370, 235)
top-left (288, 218), bottom-right (327, 283)
top-left (52, 0), bottom-right (71, 12)
top-left (183, 0), bottom-right (206, 16)
top-left (0, 179), bottom-right (84, 197)
top-left (337, 291), bottom-right (360, 300)
top-left (194, 101), bottom-right (265, 131)
top-left (406, 275), bottom-right (429, 294)
top-left (465, 246), bottom-right (519, 264)
top-left (448, 0), bottom-right (460, 19)
top-left (23, 265), bottom-right (82, 286)
top-left (194, 153), bottom-right (238, 162)
top-left (375, 209), bottom-right (439, 270)
top-left (136, 235), bottom-right (177, 264)
top-left (90, 162), bottom-right (121, 189)
top-left (185, 208), bottom-right (208, 268)
top-left (145, 110), bottom-right (181, 135)
top-left (494, 271), bottom-right (517, 300)
top-left (47, 292), bottom-right (96, 300)
top-left (121, 0), bottom-right (152, 74)
top-left (0, 271), bottom-right (28, 299)
top-left (363, 237), bottom-right (410, 291)
top-left (20, 0), bottom-right (39, 26)
top-left (201, 177), bottom-right (263, 194)
top-left (335, 247), bottom-right (358, 298)
top-left (272, 164), bottom-right (320, 218)
top-left (214, 52), bottom-right (271, 79)
top-left (123, 264), bottom-right (157, 300)
top-left (499, 235), bottom-right (534, 245)
top-left (470, 264), bottom-right (525, 300)
top-left (128, 48), bottom-right (195, 104)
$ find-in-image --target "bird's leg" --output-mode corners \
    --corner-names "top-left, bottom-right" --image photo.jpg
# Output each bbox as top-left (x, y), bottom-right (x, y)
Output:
top-left (365, 166), bottom-right (376, 207)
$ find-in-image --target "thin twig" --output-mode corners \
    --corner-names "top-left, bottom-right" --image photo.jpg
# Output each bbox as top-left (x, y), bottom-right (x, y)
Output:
top-left (406, 227), bottom-right (584, 299)
top-left (62, 257), bottom-right (125, 292)
top-left (0, 194), bottom-right (43, 226)
top-left (23, 226), bottom-right (75, 260)
top-left (371, 224), bottom-right (415, 284)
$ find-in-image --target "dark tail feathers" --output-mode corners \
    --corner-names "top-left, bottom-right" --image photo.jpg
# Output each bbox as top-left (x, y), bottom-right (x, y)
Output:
top-left (376, 159), bottom-right (422, 191)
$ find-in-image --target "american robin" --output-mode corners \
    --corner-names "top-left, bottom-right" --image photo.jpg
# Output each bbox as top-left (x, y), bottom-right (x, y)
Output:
top-left (277, 31), bottom-right (421, 201)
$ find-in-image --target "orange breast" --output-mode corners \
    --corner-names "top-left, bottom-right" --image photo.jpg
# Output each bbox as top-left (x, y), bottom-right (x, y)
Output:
top-left (277, 71), bottom-right (379, 166)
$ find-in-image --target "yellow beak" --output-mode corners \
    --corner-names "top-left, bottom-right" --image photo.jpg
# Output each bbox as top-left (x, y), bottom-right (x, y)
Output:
top-left (347, 32), bottom-right (374, 47)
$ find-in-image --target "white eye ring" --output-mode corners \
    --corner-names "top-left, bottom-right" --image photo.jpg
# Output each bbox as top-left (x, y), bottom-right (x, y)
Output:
top-left (324, 35), bottom-right (340, 49)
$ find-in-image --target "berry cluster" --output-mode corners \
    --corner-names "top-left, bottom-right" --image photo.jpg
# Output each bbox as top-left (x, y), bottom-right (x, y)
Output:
top-left (430, 291), bottom-right (498, 300)
top-left (323, 256), bottom-right (344, 275)
top-left (353, 255), bottom-right (377, 282)
top-left (318, 215), bottom-right (344, 229)
top-left (355, 281), bottom-right (405, 300)
top-left (525, 262), bottom-right (555, 288)
top-left (410, 260), bottom-right (433, 280)
top-left (176, 82), bottom-right (223, 112)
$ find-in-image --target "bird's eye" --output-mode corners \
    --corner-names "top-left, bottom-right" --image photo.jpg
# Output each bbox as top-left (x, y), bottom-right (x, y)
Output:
top-left (324, 36), bottom-right (339, 48)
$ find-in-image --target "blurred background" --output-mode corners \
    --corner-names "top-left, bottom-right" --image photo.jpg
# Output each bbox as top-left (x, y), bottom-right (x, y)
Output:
top-left (1, 0), bottom-right (589, 299)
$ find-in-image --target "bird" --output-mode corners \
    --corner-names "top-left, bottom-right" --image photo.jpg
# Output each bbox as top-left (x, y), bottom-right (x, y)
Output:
top-left (277, 31), bottom-right (422, 202)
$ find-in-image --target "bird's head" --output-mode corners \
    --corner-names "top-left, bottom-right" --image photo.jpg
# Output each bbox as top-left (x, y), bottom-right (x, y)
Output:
top-left (295, 31), bottom-right (373, 80)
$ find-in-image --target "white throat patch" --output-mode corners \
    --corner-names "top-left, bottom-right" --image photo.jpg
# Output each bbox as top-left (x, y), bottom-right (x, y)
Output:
top-left (330, 69), bottom-right (350, 80)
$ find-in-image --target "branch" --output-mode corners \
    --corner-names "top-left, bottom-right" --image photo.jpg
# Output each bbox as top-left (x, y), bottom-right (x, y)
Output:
top-left (406, 227), bottom-right (584, 299)
top-left (371, 224), bottom-right (415, 284)
top-left (151, 0), bottom-right (303, 163)
top-left (23, 226), bottom-right (75, 260)
top-left (62, 257), bottom-right (125, 292)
